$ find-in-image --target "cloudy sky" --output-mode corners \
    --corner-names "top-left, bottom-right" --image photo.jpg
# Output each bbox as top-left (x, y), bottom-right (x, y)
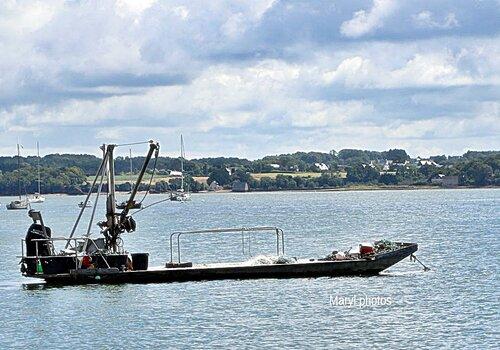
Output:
top-left (0, 0), bottom-right (499, 159)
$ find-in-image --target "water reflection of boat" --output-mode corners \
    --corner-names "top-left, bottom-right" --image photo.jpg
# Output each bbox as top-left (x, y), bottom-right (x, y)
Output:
top-left (19, 140), bottom-right (422, 285)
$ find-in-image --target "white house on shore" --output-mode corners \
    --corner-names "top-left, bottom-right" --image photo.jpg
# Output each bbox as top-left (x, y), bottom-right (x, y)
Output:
top-left (417, 157), bottom-right (442, 167)
top-left (315, 163), bottom-right (329, 171)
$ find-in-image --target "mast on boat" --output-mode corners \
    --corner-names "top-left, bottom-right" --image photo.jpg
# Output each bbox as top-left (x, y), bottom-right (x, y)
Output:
top-left (6, 142), bottom-right (29, 209)
top-left (180, 134), bottom-right (184, 192)
top-left (16, 143), bottom-right (21, 200)
top-left (36, 141), bottom-right (41, 196)
top-left (169, 135), bottom-right (190, 201)
top-left (129, 148), bottom-right (133, 192)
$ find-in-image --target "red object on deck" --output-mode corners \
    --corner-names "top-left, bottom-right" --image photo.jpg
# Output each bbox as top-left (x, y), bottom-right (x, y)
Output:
top-left (360, 245), bottom-right (374, 255)
top-left (81, 255), bottom-right (92, 268)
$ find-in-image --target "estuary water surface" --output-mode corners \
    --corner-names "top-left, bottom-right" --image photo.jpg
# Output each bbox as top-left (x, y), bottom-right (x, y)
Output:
top-left (0, 189), bottom-right (498, 349)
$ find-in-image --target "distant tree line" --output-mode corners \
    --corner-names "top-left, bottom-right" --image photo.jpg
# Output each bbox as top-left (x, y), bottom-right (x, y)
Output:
top-left (0, 149), bottom-right (497, 195)
top-left (0, 166), bottom-right (87, 196)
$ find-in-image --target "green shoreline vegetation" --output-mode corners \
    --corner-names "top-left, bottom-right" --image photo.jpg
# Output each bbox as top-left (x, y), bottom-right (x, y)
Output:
top-left (0, 149), bottom-right (498, 196)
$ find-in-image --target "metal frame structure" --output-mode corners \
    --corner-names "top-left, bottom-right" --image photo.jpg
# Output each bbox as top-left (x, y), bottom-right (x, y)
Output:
top-left (65, 140), bottom-right (159, 250)
top-left (169, 226), bottom-right (285, 264)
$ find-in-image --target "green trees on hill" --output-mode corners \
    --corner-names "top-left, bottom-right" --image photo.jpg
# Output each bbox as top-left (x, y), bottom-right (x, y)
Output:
top-left (460, 160), bottom-right (495, 186)
top-left (0, 149), bottom-right (497, 194)
top-left (207, 168), bottom-right (232, 186)
top-left (346, 164), bottom-right (379, 183)
top-left (382, 149), bottom-right (410, 163)
top-left (253, 173), bottom-right (343, 191)
top-left (0, 166), bottom-right (86, 195)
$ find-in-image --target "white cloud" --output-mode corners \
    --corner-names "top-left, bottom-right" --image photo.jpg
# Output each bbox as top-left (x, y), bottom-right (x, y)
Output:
top-left (0, 1), bottom-right (498, 158)
top-left (322, 51), bottom-right (476, 88)
top-left (0, 1), bottom-right (61, 35)
top-left (412, 11), bottom-right (459, 29)
top-left (340, 0), bottom-right (397, 38)
top-left (384, 104), bottom-right (500, 140)
top-left (390, 53), bottom-right (473, 87)
top-left (287, 100), bottom-right (374, 128)
top-left (322, 56), bottom-right (373, 87)
top-left (95, 128), bottom-right (125, 141)
top-left (172, 6), bottom-right (189, 20)
top-left (116, 0), bottom-right (157, 16)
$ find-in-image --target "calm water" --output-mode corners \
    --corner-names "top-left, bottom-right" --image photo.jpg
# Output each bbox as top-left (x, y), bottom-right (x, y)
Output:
top-left (0, 189), bottom-right (498, 349)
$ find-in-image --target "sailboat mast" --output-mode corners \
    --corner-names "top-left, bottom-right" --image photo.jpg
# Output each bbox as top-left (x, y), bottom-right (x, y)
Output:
top-left (17, 143), bottom-right (21, 200)
top-left (129, 148), bottom-right (133, 191)
top-left (37, 141), bottom-right (41, 194)
top-left (180, 134), bottom-right (184, 191)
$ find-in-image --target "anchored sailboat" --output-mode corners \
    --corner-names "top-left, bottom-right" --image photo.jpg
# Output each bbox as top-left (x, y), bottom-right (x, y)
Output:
top-left (78, 200), bottom-right (92, 208)
top-left (170, 135), bottom-right (191, 201)
top-left (29, 142), bottom-right (45, 204)
top-left (19, 140), bottom-right (422, 285)
top-left (7, 143), bottom-right (29, 210)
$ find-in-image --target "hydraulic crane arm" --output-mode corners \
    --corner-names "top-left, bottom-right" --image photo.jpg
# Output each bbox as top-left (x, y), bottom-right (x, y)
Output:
top-left (102, 140), bottom-right (160, 250)
top-left (119, 140), bottom-right (160, 221)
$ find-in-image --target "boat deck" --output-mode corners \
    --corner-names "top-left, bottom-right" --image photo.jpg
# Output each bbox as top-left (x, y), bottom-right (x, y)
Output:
top-left (35, 243), bottom-right (418, 285)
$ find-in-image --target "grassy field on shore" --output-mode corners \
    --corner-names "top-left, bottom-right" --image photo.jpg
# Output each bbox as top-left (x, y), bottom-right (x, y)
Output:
top-left (87, 174), bottom-right (209, 184)
top-left (250, 172), bottom-right (320, 180)
top-left (251, 172), bottom-right (347, 179)
top-left (85, 173), bottom-right (494, 193)
top-left (88, 172), bottom-right (346, 184)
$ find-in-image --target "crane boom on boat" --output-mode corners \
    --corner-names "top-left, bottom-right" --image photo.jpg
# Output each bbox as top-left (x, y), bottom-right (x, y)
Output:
top-left (65, 140), bottom-right (160, 251)
top-left (100, 140), bottom-right (160, 251)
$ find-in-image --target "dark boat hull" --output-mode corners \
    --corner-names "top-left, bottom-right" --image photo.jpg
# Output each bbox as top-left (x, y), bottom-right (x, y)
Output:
top-left (23, 254), bottom-right (129, 275)
top-left (116, 203), bottom-right (141, 209)
top-left (29, 243), bottom-right (417, 285)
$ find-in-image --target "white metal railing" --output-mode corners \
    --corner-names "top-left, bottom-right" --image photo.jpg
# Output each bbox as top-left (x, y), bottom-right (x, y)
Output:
top-left (169, 226), bottom-right (285, 264)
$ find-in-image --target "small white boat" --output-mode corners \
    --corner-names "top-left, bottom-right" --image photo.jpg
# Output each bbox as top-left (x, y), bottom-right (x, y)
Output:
top-left (7, 199), bottom-right (29, 210)
top-left (169, 135), bottom-right (191, 202)
top-left (116, 200), bottom-right (142, 209)
top-left (170, 190), bottom-right (191, 202)
top-left (78, 200), bottom-right (92, 208)
top-left (7, 143), bottom-right (30, 210)
top-left (29, 193), bottom-right (45, 203)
